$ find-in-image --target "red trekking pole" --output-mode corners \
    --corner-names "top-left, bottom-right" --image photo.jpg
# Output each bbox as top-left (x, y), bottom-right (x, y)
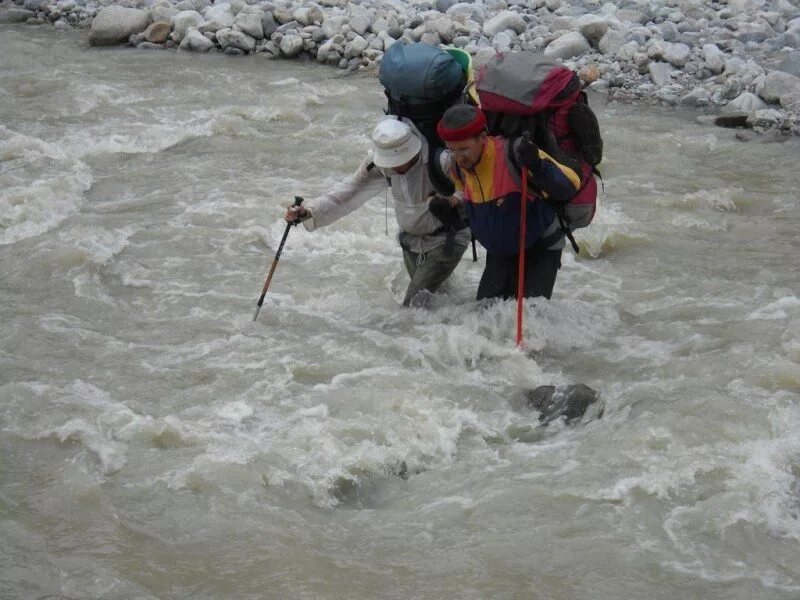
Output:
top-left (516, 167), bottom-right (528, 347)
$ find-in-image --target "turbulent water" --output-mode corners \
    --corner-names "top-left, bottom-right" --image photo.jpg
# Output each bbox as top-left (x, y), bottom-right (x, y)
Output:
top-left (2, 25), bottom-right (800, 600)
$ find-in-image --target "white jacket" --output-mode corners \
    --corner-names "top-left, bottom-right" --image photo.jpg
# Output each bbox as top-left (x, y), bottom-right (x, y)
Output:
top-left (303, 123), bottom-right (470, 255)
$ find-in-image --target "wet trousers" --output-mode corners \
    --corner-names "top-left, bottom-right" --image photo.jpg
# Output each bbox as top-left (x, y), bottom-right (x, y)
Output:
top-left (477, 246), bottom-right (562, 301)
top-left (401, 243), bottom-right (468, 307)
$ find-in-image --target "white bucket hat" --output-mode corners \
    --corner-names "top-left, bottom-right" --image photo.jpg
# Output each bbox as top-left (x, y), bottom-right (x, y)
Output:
top-left (371, 119), bottom-right (422, 169)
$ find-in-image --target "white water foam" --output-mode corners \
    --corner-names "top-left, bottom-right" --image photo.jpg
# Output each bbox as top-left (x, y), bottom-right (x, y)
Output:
top-left (0, 126), bottom-right (93, 245)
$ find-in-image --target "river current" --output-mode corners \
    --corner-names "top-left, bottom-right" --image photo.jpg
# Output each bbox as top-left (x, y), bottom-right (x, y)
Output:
top-left (2, 25), bottom-right (800, 600)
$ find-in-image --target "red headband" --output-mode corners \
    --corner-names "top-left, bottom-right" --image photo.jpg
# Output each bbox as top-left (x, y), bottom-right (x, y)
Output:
top-left (437, 109), bottom-right (487, 142)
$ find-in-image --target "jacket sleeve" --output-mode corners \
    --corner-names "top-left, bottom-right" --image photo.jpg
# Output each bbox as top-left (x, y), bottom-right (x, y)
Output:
top-left (514, 143), bottom-right (582, 205)
top-left (302, 152), bottom-right (388, 231)
top-left (440, 150), bottom-right (466, 197)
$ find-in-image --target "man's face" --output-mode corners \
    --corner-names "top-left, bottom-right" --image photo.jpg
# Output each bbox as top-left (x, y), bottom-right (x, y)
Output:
top-left (393, 153), bottom-right (420, 175)
top-left (446, 133), bottom-right (487, 170)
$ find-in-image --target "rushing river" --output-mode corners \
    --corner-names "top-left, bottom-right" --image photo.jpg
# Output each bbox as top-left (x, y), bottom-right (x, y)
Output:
top-left (2, 25), bottom-right (800, 600)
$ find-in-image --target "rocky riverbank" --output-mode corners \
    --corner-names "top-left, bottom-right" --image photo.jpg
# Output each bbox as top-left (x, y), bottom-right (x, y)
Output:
top-left (2, 0), bottom-right (800, 136)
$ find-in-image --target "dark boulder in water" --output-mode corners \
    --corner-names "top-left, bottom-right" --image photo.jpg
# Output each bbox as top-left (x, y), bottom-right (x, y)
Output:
top-left (714, 113), bottom-right (750, 129)
top-left (526, 384), bottom-right (601, 425)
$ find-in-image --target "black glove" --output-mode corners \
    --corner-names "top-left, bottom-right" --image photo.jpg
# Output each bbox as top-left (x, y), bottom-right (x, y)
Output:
top-left (428, 193), bottom-right (456, 226)
top-left (513, 132), bottom-right (541, 170)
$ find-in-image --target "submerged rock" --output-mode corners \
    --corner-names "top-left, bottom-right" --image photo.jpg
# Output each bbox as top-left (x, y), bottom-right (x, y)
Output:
top-left (526, 384), bottom-right (601, 425)
top-left (714, 112), bottom-right (750, 128)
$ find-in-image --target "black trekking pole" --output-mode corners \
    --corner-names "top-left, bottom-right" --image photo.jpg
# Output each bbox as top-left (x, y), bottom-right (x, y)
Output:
top-left (253, 196), bottom-right (304, 322)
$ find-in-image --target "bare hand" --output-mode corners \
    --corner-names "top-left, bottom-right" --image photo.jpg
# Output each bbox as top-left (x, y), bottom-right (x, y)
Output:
top-left (284, 204), bottom-right (309, 224)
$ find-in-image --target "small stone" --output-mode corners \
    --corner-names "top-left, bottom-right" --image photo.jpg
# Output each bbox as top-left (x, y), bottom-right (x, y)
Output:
top-left (171, 11), bottom-right (205, 42)
top-left (293, 5), bottom-right (323, 27)
top-left (724, 91), bottom-right (768, 113)
top-left (321, 14), bottom-right (347, 38)
top-left (434, 17), bottom-right (455, 43)
top-left (483, 10), bottom-right (525, 37)
top-left (201, 3), bottom-right (235, 32)
top-left (150, 5), bottom-right (178, 23)
top-left (574, 14), bottom-right (611, 46)
top-left (679, 87), bottom-right (711, 107)
top-left (578, 64), bottom-right (601, 85)
top-left (747, 108), bottom-right (784, 128)
top-left (598, 28), bottom-right (626, 55)
top-left (758, 70), bottom-right (800, 103)
top-left (665, 42), bottom-right (691, 67)
top-left (137, 41), bottom-right (165, 50)
top-left (420, 31), bottom-right (441, 46)
top-left (435, 0), bottom-right (457, 13)
top-left (617, 41), bottom-right (639, 62)
top-left (279, 34), bottom-right (303, 57)
top-left (702, 43), bottom-right (725, 74)
top-left (144, 21), bottom-right (172, 44)
top-left (216, 27), bottom-right (255, 52)
top-left (782, 91), bottom-right (800, 114)
top-left (648, 61), bottom-right (673, 86)
top-left (178, 28), bottom-right (214, 51)
top-left (235, 12), bottom-right (264, 39)
top-left (386, 26), bottom-right (403, 40)
top-left (344, 34), bottom-right (368, 58)
top-left (262, 12), bottom-right (278, 38)
top-left (129, 32), bottom-right (147, 46)
top-left (350, 12), bottom-right (372, 36)
top-left (272, 7), bottom-right (293, 24)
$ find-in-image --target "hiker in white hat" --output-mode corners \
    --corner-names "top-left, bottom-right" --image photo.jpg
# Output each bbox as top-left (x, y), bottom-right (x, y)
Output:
top-left (284, 118), bottom-right (470, 307)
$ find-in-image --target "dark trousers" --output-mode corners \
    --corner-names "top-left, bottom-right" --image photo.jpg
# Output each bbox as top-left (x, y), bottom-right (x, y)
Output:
top-left (477, 246), bottom-right (562, 301)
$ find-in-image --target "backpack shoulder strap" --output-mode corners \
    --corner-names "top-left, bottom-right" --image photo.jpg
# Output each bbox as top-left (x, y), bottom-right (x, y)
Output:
top-left (427, 146), bottom-right (455, 196)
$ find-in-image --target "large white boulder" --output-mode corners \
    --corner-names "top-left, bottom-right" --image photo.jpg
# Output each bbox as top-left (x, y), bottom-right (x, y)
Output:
top-left (574, 14), bottom-right (611, 46)
top-left (89, 6), bottom-right (149, 46)
top-left (758, 70), bottom-right (800, 103)
top-left (200, 2), bottom-right (235, 32)
top-left (235, 12), bottom-right (264, 40)
top-left (544, 31), bottom-right (591, 59)
top-left (483, 10), bottom-right (525, 37)
top-left (171, 11), bottom-right (205, 42)
top-left (216, 27), bottom-right (256, 52)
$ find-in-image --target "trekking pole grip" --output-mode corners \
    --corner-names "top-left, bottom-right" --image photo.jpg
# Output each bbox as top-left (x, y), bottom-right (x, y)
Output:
top-left (291, 196), bottom-right (304, 223)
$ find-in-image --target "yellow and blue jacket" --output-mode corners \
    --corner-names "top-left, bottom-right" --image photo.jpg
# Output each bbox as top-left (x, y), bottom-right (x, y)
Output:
top-left (451, 136), bottom-right (582, 256)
